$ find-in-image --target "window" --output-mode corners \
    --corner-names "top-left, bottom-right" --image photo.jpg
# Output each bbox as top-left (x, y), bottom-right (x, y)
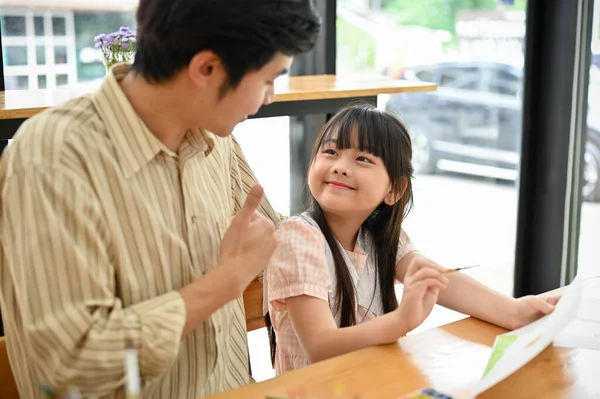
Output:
top-left (577, 0), bottom-right (600, 280)
top-left (489, 68), bottom-right (522, 96)
top-left (415, 69), bottom-right (436, 83)
top-left (337, 0), bottom-right (530, 332)
top-left (1, 16), bottom-right (26, 36)
top-left (3, 46), bottom-right (27, 66)
top-left (0, 4), bottom-right (136, 89)
top-left (439, 66), bottom-right (480, 90)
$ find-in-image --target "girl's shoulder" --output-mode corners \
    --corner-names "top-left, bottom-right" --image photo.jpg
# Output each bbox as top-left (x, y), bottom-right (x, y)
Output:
top-left (277, 213), bottom-right (323, 239)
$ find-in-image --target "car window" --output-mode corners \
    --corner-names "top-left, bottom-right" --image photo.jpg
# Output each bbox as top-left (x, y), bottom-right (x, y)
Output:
top-left (415, 69), bottom-right (436, 82)
top-left (489, 68), bottom-right (522, 96)
top-left (438, 66), bottom-right (480, 90)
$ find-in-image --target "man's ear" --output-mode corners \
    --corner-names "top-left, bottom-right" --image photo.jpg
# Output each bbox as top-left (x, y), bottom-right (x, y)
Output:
top-left (188, 50), bottom-right (223, 89)
top-left (383, 177), bottom-right (408, 206)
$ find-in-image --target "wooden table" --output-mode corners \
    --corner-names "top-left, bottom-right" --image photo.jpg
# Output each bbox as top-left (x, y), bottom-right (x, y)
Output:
top-left (0, 74), bottom-right (435, 126)
top-left (207, 317), bottom-right (600, 399)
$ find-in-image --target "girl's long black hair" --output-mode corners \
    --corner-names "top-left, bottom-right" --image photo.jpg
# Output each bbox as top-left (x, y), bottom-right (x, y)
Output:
top-left (265, 103), bottom-right (414, 366)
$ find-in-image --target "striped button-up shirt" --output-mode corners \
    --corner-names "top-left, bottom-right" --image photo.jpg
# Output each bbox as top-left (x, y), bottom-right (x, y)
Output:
top-left (0, 64), bottom-right (279, 398)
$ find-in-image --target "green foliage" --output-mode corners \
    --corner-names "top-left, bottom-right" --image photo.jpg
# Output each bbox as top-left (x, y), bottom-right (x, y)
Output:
top-left (382, 0), bottom-right (526, 35)
top-left (336, 0), bottom-right (531, 72)
top-left (336, 17), bottom-right (377, 73)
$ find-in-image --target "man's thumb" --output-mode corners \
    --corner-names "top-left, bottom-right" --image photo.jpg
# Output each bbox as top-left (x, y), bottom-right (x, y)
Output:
top-left (237, 184), bottom-right (264, 223)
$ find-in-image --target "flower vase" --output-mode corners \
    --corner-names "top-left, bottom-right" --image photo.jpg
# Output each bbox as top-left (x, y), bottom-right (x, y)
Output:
top-left (104, 51), bottom-right (135, 74)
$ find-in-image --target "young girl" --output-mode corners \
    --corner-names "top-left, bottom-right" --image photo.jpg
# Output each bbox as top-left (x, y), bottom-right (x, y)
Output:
top-left (263, 103), bottom-right (559, 375)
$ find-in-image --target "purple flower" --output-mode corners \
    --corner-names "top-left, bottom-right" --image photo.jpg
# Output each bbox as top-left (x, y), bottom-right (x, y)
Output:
top-left (93, 26), bottom-right (137, 65)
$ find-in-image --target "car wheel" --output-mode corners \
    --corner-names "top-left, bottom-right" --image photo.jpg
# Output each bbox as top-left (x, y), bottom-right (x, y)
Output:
top-left (411, 128), bottom-right (437, 175)
top-left (582, 142), bottom-right (600, 202)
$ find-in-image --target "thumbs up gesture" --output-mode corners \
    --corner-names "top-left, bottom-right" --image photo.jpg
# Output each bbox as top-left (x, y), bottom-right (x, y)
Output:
top-left (218, 184), bottom-right (278, 293)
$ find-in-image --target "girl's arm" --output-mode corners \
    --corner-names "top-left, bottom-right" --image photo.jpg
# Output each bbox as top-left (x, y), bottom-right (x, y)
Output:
top-left (285, 295), bottom-right (410, 363)
top-left (286, 261), bottom-right (447, 364)
top-left (397, 251), bottom-right (515, 328)
top-left (395, 251), bottom-right (555, 330)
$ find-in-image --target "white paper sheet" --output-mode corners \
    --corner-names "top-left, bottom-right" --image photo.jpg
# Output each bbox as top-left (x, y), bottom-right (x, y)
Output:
top-left (554, 277), bottom-right (600, 350)
top-left (469, 274), bottom-right (582, 397)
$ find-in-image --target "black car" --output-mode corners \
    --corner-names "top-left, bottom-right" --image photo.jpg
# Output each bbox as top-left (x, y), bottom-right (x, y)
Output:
top-left (386, 60), bottom-right (600, 202)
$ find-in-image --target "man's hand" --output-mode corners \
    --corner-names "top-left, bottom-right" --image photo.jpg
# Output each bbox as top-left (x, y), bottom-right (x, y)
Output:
top-left (219, 184), bottom-right (278, 294)
top-left (178, 184), bottom-right (278, 338)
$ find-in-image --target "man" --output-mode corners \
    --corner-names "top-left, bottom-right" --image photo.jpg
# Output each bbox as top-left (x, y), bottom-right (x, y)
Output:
top-left (0, 1), bottom-right (320, 397)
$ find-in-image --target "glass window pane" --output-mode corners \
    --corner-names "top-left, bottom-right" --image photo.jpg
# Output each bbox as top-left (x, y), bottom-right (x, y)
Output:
top-left (439, 66), bottom-right (480, 90)
top-left (337, 0), bottom-right (529, 333)
top-left (34, 16), bottom-right (44, 36)
top-left (36, 46), bottom-right (46, 65)
top-left (415, 70), bottom-right (435, 82)
top-left (1, 16), bottom-right (26, 36)
top-left (56, 74), bottom-right (69, 86)
top-left (578, 0), bottom-right (600, 279)
top-left (54, 46), bottom-right (68, 64)
top-left (38, 75), bottom-right (47, 89)
top-left (5, 76), bottom-right (29, 90)
top-left (52, 17), bottom-right (67, 36)
top-left (3, 46), bottom-right (28, 66)
top-left (489, 68), bottom-right (522, 96)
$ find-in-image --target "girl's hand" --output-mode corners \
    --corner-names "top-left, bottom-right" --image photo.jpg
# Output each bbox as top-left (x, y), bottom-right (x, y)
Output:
top-left (509, 295), bottom-right (556, 330)
top-left (395, 258), bottom-right (449, 333)
top-left (537, 286), bottom-right (565, 306)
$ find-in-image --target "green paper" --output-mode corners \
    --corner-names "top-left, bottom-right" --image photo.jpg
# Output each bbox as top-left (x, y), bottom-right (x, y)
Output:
top-left (482, 334), bottom-right (519, 377)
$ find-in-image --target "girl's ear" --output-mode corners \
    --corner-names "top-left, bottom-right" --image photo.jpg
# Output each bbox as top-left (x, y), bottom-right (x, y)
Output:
top-left (384, 177), bottom-right (408, 206)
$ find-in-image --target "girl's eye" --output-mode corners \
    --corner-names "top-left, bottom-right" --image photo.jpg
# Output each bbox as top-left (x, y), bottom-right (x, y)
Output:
top-left (322, 148), bottom-right (337, 155)
top-left (356, 156), bottom-right (373, 163)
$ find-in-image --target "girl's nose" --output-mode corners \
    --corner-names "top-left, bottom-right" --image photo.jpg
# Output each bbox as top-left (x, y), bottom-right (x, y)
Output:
top-left (333, 166), bottom-right (348, 176)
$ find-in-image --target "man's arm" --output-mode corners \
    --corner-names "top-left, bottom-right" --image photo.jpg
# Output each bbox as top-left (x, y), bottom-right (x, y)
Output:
top-left (1, 166), bottom-right (254, 396)
top-left (178, 184), bottom-right (275, 337)
top-left (2, 166), bottom-right (187, 394)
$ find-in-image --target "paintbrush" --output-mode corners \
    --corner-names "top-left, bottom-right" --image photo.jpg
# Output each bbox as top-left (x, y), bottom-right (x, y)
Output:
top-left (440, 265), bottom-right (481, 274)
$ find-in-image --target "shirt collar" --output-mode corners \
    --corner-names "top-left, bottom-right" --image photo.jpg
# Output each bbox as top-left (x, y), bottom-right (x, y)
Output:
top-left (90, 64), bottom-right (213, 178)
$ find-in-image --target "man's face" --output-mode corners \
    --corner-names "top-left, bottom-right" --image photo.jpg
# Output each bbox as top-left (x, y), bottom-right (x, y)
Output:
top-left (206, 53), bottom-right (292, 137)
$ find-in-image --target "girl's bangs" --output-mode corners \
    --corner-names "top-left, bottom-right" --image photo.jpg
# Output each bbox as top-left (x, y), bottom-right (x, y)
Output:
top-left (317, 106), bottom-right (389, 160)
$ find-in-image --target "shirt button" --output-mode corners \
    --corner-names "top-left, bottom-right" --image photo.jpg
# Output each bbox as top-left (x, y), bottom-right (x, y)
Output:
top-left (217, 325), bottom-right (222, 333)
top-left (191, 216), bottom-right (197, 223)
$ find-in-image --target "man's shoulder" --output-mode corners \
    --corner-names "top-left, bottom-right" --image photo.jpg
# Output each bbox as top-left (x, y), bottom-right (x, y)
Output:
top-left (6, 95), bottom-right (110, 171)
top-left (206, 131), bottom-right (234, 153)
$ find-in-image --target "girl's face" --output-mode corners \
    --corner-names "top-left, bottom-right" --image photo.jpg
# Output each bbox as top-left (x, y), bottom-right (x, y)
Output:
top-left (308, 128), bottom-right (397, 219)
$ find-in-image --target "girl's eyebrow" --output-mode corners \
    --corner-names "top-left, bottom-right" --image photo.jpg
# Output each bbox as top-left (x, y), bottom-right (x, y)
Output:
top-left (321, 139), bottom-right (373, 153)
